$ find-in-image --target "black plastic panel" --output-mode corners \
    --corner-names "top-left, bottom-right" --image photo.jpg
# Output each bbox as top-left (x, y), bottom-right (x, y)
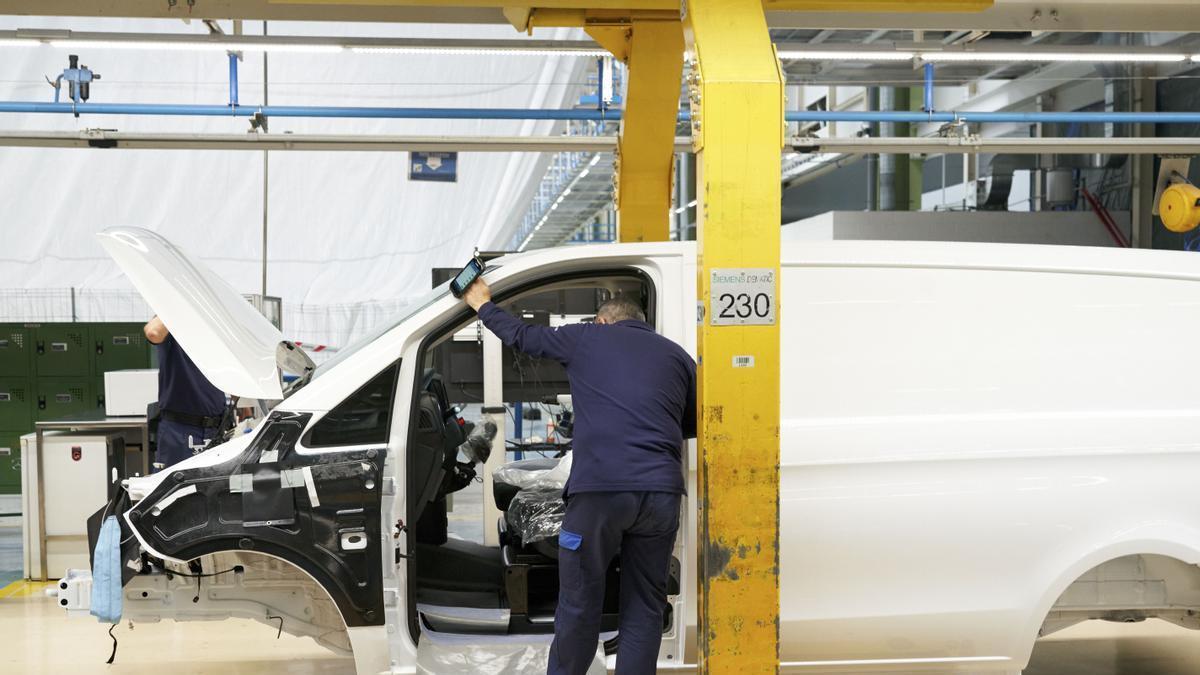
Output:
top-left (127, 411), bottom-right (388, 627)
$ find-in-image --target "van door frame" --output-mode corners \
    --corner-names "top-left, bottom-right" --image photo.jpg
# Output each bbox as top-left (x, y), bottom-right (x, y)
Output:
top-left (400, 264), bottom-right (687, 653)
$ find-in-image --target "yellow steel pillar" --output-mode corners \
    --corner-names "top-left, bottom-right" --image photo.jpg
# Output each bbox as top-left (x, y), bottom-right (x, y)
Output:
top-left (684, 0), bottom-right (783, 671)
top-left (587, 20), bottom-right (683, 242)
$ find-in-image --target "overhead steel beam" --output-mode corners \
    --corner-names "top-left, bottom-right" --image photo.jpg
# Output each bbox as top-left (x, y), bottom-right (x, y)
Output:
top-left (5, 131), bottom-right (1200, 156)
top-left (0, 130), bottom-right (633, 152)
top-left (16, 101), bottom-right (1200, 125)
top-left (0, 0), bottom-right (505, 24)
top-left (2, 0), bottom-right (1200, 31)
top-left (764, 1), bottom-right (1200, 31)
top-left (591, 19), bottom-right (684, 243)
top-left (807, 29), bottom-right (834, 44)
top-left (6, 0), bottom-right (1200, 32)
top-left (862, 28), bottom-right (890, 43)
top-left (784, 65), bottom-right (1023, 86)
top-left (0, 29), bottom-right (606, 54)
top-left (969, 29), bottom-right (1056, 81)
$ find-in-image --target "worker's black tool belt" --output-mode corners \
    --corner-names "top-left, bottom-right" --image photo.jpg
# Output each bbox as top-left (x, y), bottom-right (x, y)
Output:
top-left (160, 408), bottom-right (223, 429)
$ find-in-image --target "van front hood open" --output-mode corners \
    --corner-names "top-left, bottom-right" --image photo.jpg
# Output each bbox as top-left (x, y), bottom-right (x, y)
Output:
top-left (97, 227), bottom-right (312, 400)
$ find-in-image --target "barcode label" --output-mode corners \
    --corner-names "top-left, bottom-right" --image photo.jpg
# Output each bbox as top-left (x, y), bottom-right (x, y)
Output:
top-left (112, 336), bottom-right (130, 345)
top-left (51, 342), bottom-right (67, 352)
top-left (732, 355), bottom-right (755, 368)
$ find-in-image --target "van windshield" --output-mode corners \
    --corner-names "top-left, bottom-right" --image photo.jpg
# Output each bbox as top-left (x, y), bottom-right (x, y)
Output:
top-left (304, 282), bottom-right (451, 383)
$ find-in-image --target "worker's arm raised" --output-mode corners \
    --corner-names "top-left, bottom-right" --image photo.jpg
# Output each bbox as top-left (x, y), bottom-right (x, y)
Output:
top-left (144, 316), bottom-right (169, 345)
top-left (465, 278), bottom-right (582, 364)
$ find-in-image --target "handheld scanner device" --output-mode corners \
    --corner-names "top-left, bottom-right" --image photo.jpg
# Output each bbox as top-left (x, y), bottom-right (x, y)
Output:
top-left (449, 255), bottom-right (485, 298)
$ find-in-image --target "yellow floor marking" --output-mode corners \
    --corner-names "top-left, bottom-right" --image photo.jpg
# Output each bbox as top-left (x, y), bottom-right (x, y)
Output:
top-left (0, 580), bottom-right (51, 600)
top-left (0, 580), bottom-right (27, 599)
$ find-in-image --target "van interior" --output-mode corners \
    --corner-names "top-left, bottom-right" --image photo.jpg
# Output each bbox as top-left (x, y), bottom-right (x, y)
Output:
top-left (404, 271), bottom-right (680, 647)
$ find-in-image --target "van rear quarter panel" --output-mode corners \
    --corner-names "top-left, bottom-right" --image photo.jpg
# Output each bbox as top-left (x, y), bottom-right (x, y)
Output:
top-left (777, 244), bottom-right (1200, 669)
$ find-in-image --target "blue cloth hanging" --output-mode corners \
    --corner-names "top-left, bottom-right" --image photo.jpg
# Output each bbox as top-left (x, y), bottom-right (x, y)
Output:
top-left (89, 515), bottom-right (123, 624)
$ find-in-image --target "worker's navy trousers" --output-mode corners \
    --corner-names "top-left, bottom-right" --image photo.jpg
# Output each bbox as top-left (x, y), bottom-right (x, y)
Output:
top-left (155, 419), bottom-right (217, 470)
top-left (548, 491), bottom-right (681, 675)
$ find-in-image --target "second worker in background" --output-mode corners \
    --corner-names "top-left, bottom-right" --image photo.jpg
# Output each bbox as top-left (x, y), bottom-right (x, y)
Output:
top-left (143, 316), bottom-right (228, 470)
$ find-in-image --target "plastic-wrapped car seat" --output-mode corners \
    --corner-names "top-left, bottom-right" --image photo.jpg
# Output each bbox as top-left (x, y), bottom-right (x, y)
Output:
top-left (492, 457), bottom-right (559, 512)
top-left (506, 489), bottom-right (566, 547)
top-left (494, 455), bottom-right (571, 558)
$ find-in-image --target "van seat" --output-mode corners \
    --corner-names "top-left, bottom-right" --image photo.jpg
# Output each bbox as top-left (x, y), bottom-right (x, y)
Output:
top-left (492, 457), bottom-right (560, 511)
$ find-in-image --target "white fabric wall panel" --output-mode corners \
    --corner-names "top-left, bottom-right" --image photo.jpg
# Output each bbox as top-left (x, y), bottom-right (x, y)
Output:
top-left (0, 17), bottom-right (585, 347)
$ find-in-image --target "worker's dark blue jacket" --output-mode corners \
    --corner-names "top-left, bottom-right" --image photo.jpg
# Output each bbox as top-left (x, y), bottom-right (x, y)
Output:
top-left (157, 334), bottom-right (226, 418)
top-left (478, 302), bottom-right (696, 496)
top-left (154, 334), bottom-right (227, 469)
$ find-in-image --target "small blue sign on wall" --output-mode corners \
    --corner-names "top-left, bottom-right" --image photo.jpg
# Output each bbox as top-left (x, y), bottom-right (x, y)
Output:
top-left (410, 152), bottom-right (458, 183)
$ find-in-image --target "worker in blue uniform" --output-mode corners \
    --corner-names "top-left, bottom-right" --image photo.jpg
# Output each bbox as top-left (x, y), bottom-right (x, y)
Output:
top-left (143, 316), bottom-right (228, 470)
top-left (463, 279), bottom-right (696, 675)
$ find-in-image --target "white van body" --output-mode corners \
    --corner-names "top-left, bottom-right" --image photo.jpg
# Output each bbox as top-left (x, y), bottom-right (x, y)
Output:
top-left (78, 228), bottom-right (1200, 674)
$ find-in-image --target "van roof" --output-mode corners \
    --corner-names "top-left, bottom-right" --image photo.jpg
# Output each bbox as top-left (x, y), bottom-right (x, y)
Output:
top-left (783, 240), bottom-right (1200, 282)
top-left (499, 240), bottom-right (1200, 283)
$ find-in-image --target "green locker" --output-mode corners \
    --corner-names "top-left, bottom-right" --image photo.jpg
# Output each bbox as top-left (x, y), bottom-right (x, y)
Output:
top-left (35, 378), bottom-right (96, 422)
top-left (0, 324), bottom-right (33, 378)
top-left (93, 322), bottom-right (152, 375)
top-left (92, 376), bottom-right (105, 414)
top-left (0, 431), bottom-right (21, 494)
top-left (0, 378), bottom-right (33, 430)
top-left (32, 324), bottom-right (90, 377)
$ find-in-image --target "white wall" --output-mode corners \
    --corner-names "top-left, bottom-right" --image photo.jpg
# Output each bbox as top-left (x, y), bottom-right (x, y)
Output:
top-left (782, 210), bottom-right (1132, 248)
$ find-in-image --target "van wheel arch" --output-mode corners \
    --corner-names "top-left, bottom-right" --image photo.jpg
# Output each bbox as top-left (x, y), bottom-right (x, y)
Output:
top-left (164, 539), bottom-right (373, 627)
top-left (1018, 539), bottom-right (1200, 665)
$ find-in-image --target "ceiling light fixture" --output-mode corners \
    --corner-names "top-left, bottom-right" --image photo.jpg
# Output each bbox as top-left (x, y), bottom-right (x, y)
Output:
top-left (350, 46), bottom-right (605, 56)
top-left (776, 48), bottom-right (1189, 64)
top-left (777, 49), bottom-right (915, 61)
top-left (920, 51), bottom-right (1187, 63)
top-left (0, 30), bottom-right (607, 56)
top-left (47, 39), bottom-right (344, 53)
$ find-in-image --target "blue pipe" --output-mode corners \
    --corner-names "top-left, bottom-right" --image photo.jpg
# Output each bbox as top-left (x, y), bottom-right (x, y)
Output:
top-left (6, 101), bottom-right (1200, 125)
top-left (923, 63), bottom-right (934, 113)
top-left (0, 102), bottom-right (618, 120)
top-left (228, 54), bottom-right (239, 108)
top-left (513, 402), bottom-right (523, 460)
top-left (596, 55), bottom-right (605, 112)
top-left (789, 110), bottom-right (1200, 124)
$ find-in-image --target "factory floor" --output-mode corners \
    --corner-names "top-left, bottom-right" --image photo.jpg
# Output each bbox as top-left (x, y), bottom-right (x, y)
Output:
top-left (2, 490), bottom-right (1200, 673)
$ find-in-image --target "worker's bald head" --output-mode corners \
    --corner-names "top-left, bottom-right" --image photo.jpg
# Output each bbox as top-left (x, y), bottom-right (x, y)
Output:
top-left (596, 296), bottom-right (646, 324)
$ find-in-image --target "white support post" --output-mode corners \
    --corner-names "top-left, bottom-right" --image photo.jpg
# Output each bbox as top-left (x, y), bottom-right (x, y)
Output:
top-left (481, 327), bottom-right (505, 546)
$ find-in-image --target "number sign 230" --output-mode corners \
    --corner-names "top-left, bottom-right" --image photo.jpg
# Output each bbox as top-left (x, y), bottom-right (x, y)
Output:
top-left (709, 268), bottom-right (776, 326)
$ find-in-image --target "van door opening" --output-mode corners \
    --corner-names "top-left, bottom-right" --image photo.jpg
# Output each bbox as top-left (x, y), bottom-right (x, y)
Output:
top-left (404, 270), bottom-right (681, 653)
